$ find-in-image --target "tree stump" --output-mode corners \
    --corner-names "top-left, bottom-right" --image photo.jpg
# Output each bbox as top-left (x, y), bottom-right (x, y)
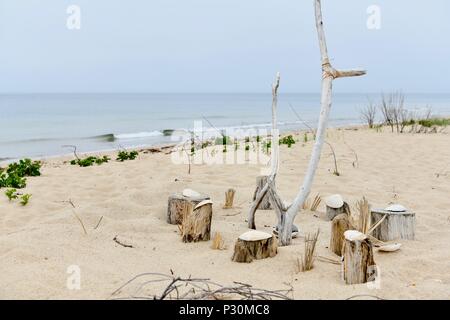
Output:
top-left (253, 176), bottom-right (272, 210)
top-left (181, 200), bottom-right (213, 243)
top-left (167, 190), bottom-right (210, 225)
top-left (342, 230), bottom-right (377, 285)
top-left (223, 188), bottom-right (236, 209)
top-left (232, 230), bottom-right (277, 263)
top-left (370, 208), bottom-right (415, 241)
top-left (326, 202), bottom-right (350, 221)
top-left (330, 214), bottom-right (351, 256)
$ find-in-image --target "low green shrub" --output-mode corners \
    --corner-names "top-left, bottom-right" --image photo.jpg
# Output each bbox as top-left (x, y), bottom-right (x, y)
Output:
top-left (116, 151), bottom-right (138, 162)
top-left (20, 194), bottom-right (32, 206)
top-left (71, 155), bottom-right (111, 167)
top-left (0, 159), bottom-right (40, 189)
top-left (279, 135), bottom-right (296, 147)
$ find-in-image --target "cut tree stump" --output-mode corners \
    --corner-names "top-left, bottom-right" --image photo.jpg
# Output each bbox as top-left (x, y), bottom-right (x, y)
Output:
top-left (167, 191), bottom-right (210, 225)
top-left (371, 208), bottom-right (415, 241)
top-left (326, 202), bottom-right (350, 221)
top-left (223, 188), bottom-right (236, 209)
top-left (342, 230), bottom-right (377, 285)
top-left (181, 200), bottom-right (213, 243)
top-left (330, 213), bottom-right (351, 256)
top-left (232, 230), bottom-right (277, 263)
top-left (253, 176), bottom-right (272, 210)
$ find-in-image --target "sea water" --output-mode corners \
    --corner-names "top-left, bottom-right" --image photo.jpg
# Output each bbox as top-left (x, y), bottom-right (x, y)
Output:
top-left (1, 93), bottom-right (449, 160)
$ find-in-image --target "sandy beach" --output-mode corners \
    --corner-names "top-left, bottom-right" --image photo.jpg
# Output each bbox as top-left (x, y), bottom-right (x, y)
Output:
top-left (1, 126), bottom-right (449, 300)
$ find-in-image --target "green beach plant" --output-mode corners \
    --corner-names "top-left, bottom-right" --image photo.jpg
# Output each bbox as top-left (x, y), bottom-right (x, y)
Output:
top-left (0, 159), bottom-right (40, 189)
top-left (71, 155), bottom-right (110, 167)
top-left (20, 194), bottom-right (32, 206)
top-left (279, 135), bottom-right (296, 148)
top-left (5, 188), bottom-right (18, 201)
top-left (116, 151), bottom-right (138, 162)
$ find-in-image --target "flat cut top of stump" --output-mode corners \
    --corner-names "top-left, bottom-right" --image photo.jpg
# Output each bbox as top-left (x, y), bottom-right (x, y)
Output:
top-left (239, 230), bottom-right (272, 242)
top-left (371, 208), bottom-right (415, 216)
top-left (344, 230), bottom-right (367, 242)
top-left (171, 191), bottom-right (210, 202)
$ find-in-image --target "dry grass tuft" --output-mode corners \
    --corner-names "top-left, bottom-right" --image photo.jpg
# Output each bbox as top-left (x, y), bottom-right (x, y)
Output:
top-left (211, 232), bottom-right (226, 250)
top-left (353, 197), bottom-right (371, 234)
top-left (296, 229), bottom-right (320, 272)
top-left (302, 193), bottom-right (321, 211)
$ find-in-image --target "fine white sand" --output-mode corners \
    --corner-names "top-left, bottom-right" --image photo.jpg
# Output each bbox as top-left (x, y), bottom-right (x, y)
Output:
top-left (1, 127), bottom-right (449, 299)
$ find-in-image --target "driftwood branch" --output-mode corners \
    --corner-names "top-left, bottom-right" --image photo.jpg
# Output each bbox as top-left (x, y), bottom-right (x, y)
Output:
top-left (277, 0), bottom-right (366, 245)
top-left (248, 72), bottom-right (286, 229)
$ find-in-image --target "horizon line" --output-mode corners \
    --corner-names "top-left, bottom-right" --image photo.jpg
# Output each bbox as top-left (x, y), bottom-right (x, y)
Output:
top-left (1, 92), bottom-right (450, 95)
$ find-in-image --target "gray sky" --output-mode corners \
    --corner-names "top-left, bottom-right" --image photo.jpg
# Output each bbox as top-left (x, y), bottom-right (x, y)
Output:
top-left (0, 0), bottom-right (449, 93)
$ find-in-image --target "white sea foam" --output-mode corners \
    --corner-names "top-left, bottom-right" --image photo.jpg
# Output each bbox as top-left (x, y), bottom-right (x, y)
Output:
top-left (114, 131), bottom-right (163, 139)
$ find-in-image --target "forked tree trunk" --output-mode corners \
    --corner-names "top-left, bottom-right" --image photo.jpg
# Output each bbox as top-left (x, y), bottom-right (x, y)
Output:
top-left (167, 192), bottom-right (210, 225)
top-left (247, 0), bottom-right (365, 246)
top-left (248, 73), bottom-right (284, 230)
top-left (232, 230), bottom-right (277, 263)
top-left (330, 213), bottom-right (351, 256)
top-left (253, 176), bottom-right (272, 209)
top-left (181, 201), bottom-right (213, 242)
top-left (342, 230), bottom-right (377, 285)
top-left (277, 0), bottom-right (366, 246)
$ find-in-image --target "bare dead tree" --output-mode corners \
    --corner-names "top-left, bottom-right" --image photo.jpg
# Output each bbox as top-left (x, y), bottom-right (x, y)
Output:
top-left (278, 0), bottom-right (365, 245)
top-left (380, 92), bottom-right (405, 133)
top-left (360, 98), bottom-right (377, 128)
top-left (248, 0), bottom-right (365, 246)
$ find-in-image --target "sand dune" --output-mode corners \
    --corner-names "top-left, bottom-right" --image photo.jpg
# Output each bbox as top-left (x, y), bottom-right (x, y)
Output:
top-left (1, 127), bottom-right (449, 299)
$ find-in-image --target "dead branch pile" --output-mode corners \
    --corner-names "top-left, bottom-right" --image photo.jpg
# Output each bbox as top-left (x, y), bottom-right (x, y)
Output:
top-left (111, 273), bottom-right (293, 300)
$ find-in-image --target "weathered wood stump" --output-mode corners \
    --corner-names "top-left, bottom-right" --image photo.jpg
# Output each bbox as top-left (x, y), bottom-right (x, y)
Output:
top-left (167, 190), bottom-right (210, 225)
top-left (342, 230), bottom-right (377, 285)
top-left (223, 188), bottom-right (236, 209)
top-left (371, 208), bottom-right (415, 241)
top-left (181, 200), bottom-right (213, 243)
top-left (253, 176), bottom-right (272, 210)
top-left (232, 230), bottom-right (277, 263)
top-left (330, 214), bottom-right (351, 256)
top-left (326, 202), bottom-right (350, 221)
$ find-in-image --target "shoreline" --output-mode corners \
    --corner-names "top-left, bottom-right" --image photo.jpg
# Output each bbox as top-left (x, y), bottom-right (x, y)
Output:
top-left (1, 122), bottom-right (366, 166)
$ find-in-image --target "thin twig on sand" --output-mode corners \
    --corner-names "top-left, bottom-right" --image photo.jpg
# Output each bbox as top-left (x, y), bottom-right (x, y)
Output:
top-left (113, 235), bottom-right (134, 248)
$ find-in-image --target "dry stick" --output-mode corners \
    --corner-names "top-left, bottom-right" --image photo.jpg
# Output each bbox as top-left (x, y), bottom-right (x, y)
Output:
top-left (224, 211), bottom-right (241, 217)
top-left (288, 103), bottom-right (317, 137)
top-left (316, 255), bottom-right (341, 265)
top-left (182, 140), bottom-right (192, 175)
top-left (113, 235), bottom-right (134, 248)
top-left (94, 216), bottom-right (104, 230)
top-left (324, 141), bottom-right (339, 176)
top-left (65, 199), bottom-right (88, 235)
top-left (278, 0), bottom-right (366, 246)
top-left (62, 145), bottom-right (80, 161)
top-left (346, 294), bottom-right (385, 300)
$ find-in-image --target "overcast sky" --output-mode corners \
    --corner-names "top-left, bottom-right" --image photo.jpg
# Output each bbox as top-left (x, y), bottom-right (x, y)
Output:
top-left (0, 0), bottom-right (449, 93)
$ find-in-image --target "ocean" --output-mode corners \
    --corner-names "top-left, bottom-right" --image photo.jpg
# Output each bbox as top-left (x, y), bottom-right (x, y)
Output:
top-left (1, 93), bottom-right (449, 161)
